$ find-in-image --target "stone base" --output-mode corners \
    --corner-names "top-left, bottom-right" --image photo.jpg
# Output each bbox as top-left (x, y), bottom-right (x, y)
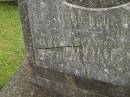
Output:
top-left (0, 60), bottom-right (53, 97)
top-left (0, 60), bottom-right (130, 97)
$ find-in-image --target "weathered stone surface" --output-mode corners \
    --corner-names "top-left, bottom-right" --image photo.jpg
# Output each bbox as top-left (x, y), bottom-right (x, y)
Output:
top-left (1, 0), bottom-right (130, 97)
top-left (25, 0), bottom-right (130, 86)
top-left (18, 0), bottom-right (130, 96)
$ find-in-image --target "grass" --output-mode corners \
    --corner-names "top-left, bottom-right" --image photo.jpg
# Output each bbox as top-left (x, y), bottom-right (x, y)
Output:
top-left (0, 2), bottom-right (25, 89)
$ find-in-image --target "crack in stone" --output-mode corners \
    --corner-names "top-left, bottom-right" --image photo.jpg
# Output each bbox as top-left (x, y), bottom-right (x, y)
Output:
top-left (36, 45), bottom-right (81, 49)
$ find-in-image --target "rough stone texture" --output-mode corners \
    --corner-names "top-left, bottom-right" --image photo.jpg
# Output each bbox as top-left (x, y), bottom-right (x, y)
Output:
top-left (19, 0), bottom-right (130, 96)
top-left (1, 0), bottom-right (130, 97)
top-left (26, 0), bottom-right (130, 86)
top-left (0, 62), bottom-right (129, 97)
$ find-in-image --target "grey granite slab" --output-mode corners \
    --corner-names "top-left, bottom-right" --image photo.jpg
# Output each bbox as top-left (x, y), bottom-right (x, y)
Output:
top-left (14, 0), bottom-right (130, 96)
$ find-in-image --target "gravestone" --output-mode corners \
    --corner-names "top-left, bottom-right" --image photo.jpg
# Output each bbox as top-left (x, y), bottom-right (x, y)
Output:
top-left (0, 0), bottom-right (130, 97)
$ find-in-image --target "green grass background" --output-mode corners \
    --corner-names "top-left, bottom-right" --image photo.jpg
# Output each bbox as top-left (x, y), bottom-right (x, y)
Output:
top-left (0, 2), bottom-right (25, 89)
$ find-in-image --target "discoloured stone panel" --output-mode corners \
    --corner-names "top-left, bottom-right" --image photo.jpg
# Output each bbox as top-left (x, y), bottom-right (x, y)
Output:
top-left (17, 0), bottom-right (130, 96)
top-left (27, 0), bottom-right (130, 48)
top-left (35, 45), bottom-right (130, 86)
top-left (32, 74), bottom-right (130, 97)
